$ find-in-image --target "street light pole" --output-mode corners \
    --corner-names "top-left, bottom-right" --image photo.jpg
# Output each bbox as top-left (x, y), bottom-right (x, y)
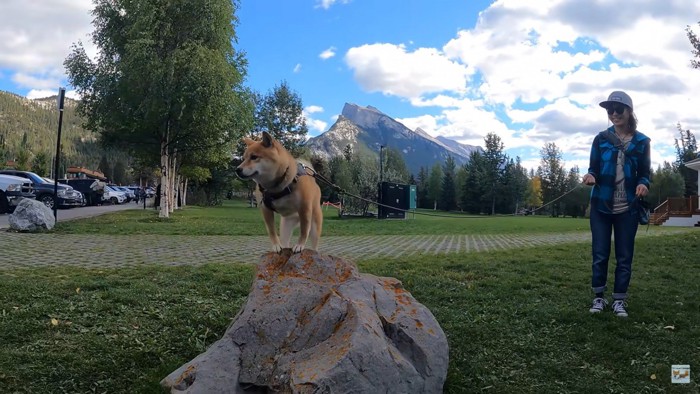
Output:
top-left (53, 87), bottom-right (66, 220)
top-left (379, 145), bottom-right (385, 183)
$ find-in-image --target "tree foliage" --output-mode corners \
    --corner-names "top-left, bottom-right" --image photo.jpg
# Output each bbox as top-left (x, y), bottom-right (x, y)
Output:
top-left (460, 151), bottom-right (487, 214)
top-left (427, 163), bottom-right (443, 210)
top-left (648, 162), bottom-right (686, 207)
top-left (537, 142), bottom-right (567, 216)
top-left (688, 22), bottom-right (700, 69)
top-left (439, 156), bottom-right (457, 211)
top-left (65, 0), bottom-right (253, 215)
top-left (674, 123), bottom-right (698, 197)
top-left (482, 133), bottom-right (506, 214)
top-left (416, 166), bottom-right (430, 209)
top-left (382, 147), bottom-right (410, 184)
top-left (254, 81), bottom-right (308, 157)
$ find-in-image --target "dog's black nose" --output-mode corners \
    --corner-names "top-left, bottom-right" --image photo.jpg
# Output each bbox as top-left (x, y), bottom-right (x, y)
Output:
top-left (235, 167), bottom-right (247, 179)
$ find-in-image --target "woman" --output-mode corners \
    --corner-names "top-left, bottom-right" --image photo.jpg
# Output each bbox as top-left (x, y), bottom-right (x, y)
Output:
top-left (582, 91), bottom-right (651, 317)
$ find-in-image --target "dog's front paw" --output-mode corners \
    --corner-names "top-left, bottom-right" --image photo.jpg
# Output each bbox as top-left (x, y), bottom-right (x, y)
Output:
top-left (271, 244), bottom-right (283, 253)
top-left (292, 244), bottom-right (304, 253)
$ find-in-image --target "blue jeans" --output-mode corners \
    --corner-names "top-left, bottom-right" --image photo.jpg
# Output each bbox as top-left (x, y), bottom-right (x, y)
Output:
top-left (590, 207), bottom-right (639, 300)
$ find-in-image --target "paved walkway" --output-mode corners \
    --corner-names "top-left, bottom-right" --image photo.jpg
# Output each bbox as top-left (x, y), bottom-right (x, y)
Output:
top-left (0, 227), bottom-right (693, 270)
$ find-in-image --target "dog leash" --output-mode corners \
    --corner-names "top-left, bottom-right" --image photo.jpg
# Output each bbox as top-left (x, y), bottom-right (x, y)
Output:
top-left (302, 164), bottom-right (584, 219)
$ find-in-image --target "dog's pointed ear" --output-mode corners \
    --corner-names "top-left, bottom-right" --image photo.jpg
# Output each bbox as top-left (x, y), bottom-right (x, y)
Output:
top-left (261, 131), bottom-right (274, 148)
top-left (243, 137), bottom-right (255, 146)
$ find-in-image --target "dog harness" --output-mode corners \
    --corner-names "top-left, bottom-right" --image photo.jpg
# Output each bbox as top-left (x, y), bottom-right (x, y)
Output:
top-left (258, 162), bottom-right (309, 212)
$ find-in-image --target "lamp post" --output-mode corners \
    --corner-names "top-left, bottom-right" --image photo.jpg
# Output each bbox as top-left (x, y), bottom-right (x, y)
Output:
top-left (379, 145), bottom-right (385, 183)
top-left (52, 87), bottom-right (66, 219)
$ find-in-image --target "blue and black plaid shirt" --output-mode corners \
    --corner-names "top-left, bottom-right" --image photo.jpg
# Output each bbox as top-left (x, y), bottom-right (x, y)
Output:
top-left (587, 126), bottom-right (651, 214)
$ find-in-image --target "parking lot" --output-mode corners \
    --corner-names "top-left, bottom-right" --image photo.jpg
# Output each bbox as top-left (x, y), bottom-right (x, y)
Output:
top-left (0, 202), bottom-right (143, 230)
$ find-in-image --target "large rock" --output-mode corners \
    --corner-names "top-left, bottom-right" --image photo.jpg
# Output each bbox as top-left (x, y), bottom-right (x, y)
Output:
top-left (162, 250), bottom-right (449, 393)
top-left (8, 198), bottom-right (55, 231)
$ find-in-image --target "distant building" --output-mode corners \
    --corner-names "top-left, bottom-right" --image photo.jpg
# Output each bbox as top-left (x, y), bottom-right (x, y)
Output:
top-left (66, 166), bottom-right (108, 181)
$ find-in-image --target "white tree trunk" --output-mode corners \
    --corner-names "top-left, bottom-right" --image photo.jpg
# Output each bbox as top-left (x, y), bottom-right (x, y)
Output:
top-left (169, 153), bottom-right (177, 213)
top-left (174, 174), bottom-right (182, 209)
top-left (159, 139), bottom-right (170, 218)
top-left (182, 178), bottom-right (188, 206)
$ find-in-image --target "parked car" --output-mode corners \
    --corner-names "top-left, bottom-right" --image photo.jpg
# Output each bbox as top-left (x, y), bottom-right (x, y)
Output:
top-left (0, 170), bottom-right (82, 209)
top-left (103, 185), bottom-right (127, 204)
top-left (0, 174), bottom-right (35, 214)
top-left (110, 185), bottom-right (135, 202)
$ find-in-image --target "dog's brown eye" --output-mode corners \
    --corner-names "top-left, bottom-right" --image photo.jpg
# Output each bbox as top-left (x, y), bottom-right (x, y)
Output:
top-left (250, 155), bottom-right (258, 160)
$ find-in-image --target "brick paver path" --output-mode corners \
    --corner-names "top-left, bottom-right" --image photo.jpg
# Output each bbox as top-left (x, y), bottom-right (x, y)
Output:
top-left (0, 228), bottom-right (692, 270)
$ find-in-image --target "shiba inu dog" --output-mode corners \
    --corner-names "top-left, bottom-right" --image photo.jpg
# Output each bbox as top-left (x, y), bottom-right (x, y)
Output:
top-left (235, 131), bottom-right (323, 253)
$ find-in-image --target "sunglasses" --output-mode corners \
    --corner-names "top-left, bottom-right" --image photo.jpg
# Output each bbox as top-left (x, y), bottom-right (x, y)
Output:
top-left (606, 105), bottom-right (627, 115)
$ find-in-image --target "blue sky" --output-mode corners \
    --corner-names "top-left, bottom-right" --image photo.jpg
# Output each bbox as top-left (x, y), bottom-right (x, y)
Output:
top-left (2, 0), bottom-right (700, 172)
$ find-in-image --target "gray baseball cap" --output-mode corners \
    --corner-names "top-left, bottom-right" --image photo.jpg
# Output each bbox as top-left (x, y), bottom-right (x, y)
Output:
top-left (599, 91), bottom-right (633, 111)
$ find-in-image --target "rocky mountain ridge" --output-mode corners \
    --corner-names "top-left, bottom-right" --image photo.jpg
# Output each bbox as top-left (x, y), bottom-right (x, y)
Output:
top-left (306, 103), bottom-right (480, 175)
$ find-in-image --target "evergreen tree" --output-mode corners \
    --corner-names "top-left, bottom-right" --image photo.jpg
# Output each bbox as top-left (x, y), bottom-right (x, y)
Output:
top-left (495, 157), bottom-right (528, 214)
top-left (438, 156), bottom-right (457, 211)
top-left (562, 166), bottom-right (588, 217)
top-left (460, 151), bottom-right (487, 214)
top-left (310, 153), bottom-right (331, 200)
top-left (343, 144), bottom-right (353, 161)
top-left (383, 147), bottom-right (410, 184)
top-left (416, 166), bottom-right (429, 209)
top-left (648, 162), bottom-right (686, 206)
top-left (482, 133), bottom-right (506, 214)
top-left (113, 160), bottom-right (127, 185)
top-left (329, 155), bottom-right (353, 205)
top-left (427, 163), bottom-right (443, 210)
top-left (254, 81), bottom-right (308, 157)
top-left (674, 123), bottom-right (698, 197)
top-left (688, 21), bottom-right (700, 69)
top-left (98, 155), bottom-right (111, 181)
top-left (31, 151), bottom-right (51, 177)
top-left (454, 165), bottom-right (467, 211)
top-left (537, 142), bottom-right (567, 217)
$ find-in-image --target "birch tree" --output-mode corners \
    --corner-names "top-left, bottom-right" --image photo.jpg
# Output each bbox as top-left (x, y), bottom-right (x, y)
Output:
top-left (65, 0), bottom-right (252, 217)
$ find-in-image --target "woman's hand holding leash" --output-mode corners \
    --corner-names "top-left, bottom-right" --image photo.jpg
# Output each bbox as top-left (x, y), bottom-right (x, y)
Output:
top-left (582, 173), bottom-right (596, 186)
top-left (635, 184), bottom-right (648, 197)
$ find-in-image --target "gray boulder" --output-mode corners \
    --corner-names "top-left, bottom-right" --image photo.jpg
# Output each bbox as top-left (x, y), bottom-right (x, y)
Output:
top-left (8, 198), bottom-right (55, 231)
top-left (162, 250), bottom-right (449, 393)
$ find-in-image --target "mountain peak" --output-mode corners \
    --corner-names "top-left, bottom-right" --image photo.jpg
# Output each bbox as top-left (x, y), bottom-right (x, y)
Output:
top-left (307, 103), bottom-right (481, 174)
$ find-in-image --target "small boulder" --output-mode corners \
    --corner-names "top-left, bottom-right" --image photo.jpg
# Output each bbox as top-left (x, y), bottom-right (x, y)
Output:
top-left (162, 250), bottom-right (449, 393)
top-left (8, 198), bottom-right (55, 232)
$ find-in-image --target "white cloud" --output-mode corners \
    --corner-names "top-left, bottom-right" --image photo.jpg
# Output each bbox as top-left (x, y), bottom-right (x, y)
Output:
top-left (26, 89), bottom-right (59, 100)
top-left (0, 0), bottom-right (94, 90)
top-left (306, 118), bottom-right (328, 136)
top-left (319, 47), bottom-right (336, 60)
top-left (342, 0), bottom-right (700, 171)
top-left (345, 43), bottom-right (471, 98)
top-left (305, 105), bottom-right (324, 114)
top-left (315, 0), bottom-right (351, 10)
top-left (293, 63), bottom-right (302, 73)
top-left (303, 106), bottom-right (327, 135)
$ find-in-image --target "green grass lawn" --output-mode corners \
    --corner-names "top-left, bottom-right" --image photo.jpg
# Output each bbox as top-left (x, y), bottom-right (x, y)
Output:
top-left (1, 201), bottom-right (698, 393)
top-left (56, 199), bottom-right (595, 236)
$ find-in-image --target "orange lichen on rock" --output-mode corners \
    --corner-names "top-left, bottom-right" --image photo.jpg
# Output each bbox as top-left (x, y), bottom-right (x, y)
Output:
top-left (174, 364), bottom-right (197, 386)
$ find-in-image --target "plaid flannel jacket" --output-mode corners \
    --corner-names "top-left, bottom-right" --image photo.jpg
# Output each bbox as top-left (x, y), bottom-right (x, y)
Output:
top-left (587, 126), bottom-right (651, 214)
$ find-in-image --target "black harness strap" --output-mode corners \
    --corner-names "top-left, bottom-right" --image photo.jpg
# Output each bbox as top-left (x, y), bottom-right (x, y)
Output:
top-left (259, 163), bottom-right (308, 212)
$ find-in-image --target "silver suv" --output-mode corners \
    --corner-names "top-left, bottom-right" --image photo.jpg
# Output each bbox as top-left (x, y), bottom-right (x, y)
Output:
top-left (0, 174), bottom-right (35, 214)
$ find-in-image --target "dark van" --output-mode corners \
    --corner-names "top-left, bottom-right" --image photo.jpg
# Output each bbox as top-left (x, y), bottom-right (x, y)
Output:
top-left (60, 178), bottom-right (102, 206)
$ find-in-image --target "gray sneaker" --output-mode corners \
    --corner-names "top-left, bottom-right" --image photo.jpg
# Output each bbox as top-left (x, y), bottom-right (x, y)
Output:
top-left (612, 300), bottom-right (628, 317)
top-left (589, 297), bottom-right (608, 313)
